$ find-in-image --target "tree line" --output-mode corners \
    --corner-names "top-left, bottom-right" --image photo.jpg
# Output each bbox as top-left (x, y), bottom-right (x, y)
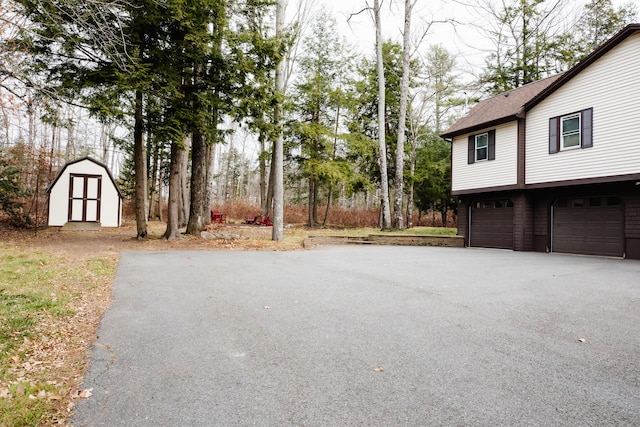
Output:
top-left (0, 0), bottom-right (635, 238)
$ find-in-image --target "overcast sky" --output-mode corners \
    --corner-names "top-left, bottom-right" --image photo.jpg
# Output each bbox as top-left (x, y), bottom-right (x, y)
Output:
top-left (287, 0), bottom-right (511, 86)
top-left (289, 0), bottom-right (636, 86)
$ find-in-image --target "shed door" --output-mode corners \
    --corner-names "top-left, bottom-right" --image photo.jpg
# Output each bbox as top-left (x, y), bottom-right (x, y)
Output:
top-left (470, 200), bottom-right (514, 249)
top-left (69, 174), bottom-right (102, 222)
top-left (552, 197), bottom-right (623, 257)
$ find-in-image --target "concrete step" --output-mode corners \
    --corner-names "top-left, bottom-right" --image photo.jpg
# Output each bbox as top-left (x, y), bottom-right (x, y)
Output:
top-left (61, 221), bottom-right (102, 231)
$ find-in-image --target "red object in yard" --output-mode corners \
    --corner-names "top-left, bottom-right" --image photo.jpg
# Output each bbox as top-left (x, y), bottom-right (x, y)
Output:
top-left (210, 210), bottom-right (227, 224)
top-left (246, 214), bottom-right (273, 226)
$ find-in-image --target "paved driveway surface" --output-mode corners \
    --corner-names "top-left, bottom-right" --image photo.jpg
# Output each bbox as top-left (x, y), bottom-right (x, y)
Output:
top-left (72, 246), bottom-right (640, 426)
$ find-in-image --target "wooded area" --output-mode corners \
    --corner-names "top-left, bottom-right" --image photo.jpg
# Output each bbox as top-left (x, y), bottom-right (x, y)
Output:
top-left (0, 0), bottom-right (635, 238)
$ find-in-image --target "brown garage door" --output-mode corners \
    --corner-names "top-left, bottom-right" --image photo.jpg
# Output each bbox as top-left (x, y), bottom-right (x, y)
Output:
top-left (470, 200), bottom-right (514, 249)
top-left (552, 197), bottom-right (624, 257)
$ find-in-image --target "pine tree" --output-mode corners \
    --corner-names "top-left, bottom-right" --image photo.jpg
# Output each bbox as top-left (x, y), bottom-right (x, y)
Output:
top-left (291, 12), bottom-right (348, 227)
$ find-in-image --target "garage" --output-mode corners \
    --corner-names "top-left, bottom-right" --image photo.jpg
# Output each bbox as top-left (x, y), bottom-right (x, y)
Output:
top-left (552, 197), bottom-right (624, 257)
top-left (470, 199), bottom-right (514, 249)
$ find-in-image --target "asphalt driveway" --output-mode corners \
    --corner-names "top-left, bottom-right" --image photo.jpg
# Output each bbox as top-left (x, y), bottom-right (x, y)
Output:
top-left (72, 246), bottom-right (640, 426)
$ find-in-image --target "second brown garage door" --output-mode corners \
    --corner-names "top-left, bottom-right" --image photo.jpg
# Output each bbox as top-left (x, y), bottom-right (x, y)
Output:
top-left (552, 197), bottom-right (624, 257)
top-left (470, 200), bottom-right (514, 249)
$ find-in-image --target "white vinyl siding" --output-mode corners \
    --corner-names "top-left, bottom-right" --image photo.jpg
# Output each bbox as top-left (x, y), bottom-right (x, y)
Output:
top-left (526, 33), bottom-right (640, 185)
top-left (452, 122), bottom-right (518, 192)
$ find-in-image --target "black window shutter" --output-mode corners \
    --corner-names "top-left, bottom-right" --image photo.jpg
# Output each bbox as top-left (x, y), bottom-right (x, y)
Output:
top-left (581, 108), bottom-right (593, 148)
top-left (549, 117), bottom-right (559, 154)
top-left (488, 130), bottom-right (496, 160)
top-left (468, 135), bottom-right (475, 164)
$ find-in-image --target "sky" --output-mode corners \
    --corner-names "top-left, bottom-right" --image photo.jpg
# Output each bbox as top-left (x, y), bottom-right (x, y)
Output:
top-left (289, 0), bottom-right (638, 88)
top-left (293, 0), bottom-right (502, 82)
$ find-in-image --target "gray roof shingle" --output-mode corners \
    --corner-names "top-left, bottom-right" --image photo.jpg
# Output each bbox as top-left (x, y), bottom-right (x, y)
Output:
top-left (441, 74), bottom-right (562, 139)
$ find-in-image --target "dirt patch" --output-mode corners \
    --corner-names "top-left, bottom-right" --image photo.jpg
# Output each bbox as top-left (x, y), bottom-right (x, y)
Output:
top-left (7, 221), bottom-right (305, 257)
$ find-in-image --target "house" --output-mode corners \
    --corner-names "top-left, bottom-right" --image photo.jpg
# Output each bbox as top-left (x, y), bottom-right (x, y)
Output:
top-left (47, 157), bottom-right (123, 228)
top-left (441, 24), bottom-right (640, 259)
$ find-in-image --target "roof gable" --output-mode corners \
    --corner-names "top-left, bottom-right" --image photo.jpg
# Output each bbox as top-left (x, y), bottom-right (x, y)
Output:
top-left (47, 156), bottom-right (123, 198)
top-left (525, 23), bottom-right (640, 110)
top-left (441, 23), bottom-right (640, 140)
top-left (441, 75), bottom-right (561, 138)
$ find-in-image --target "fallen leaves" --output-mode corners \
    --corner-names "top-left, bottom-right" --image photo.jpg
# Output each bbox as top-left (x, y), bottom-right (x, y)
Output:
top-left (0, 245), bottom-right (116, 426)
top-left (70, 387), bottom-right (93, 399)
top-left (0, 380), bottom-right (74, 403)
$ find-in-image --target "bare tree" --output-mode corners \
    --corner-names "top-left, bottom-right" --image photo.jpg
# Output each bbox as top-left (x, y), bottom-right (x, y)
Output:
top-left (178, 135), bottom-right (190, 226)
top-left (264, 0), bottom-right (312, 236)
top-left (393, 0), bottom-right (415, 230)
top-left (271, 0), bottom-right (286, 241)
top-left (373, 0), bottom-right (391, 230)
top-left (164, 139), bottom-right (182, 240)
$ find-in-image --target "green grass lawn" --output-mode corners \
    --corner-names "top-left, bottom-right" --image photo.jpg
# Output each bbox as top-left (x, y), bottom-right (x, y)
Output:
top-left (0, 244), bottom-right (115, 426)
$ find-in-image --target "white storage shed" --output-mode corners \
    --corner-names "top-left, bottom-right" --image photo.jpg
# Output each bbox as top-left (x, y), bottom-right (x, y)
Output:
top-left (47, 157), bottom-right (122, 228)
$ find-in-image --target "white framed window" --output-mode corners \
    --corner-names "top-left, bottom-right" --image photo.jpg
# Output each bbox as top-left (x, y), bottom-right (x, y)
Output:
top-left (549, 108), bottom-right (593, 154)
top-left (475, 132), bottom-right (488, 161)
top-left (561, 113), bottom-right (580, 150)
top-left (468, 129), bottom-right (495, 164)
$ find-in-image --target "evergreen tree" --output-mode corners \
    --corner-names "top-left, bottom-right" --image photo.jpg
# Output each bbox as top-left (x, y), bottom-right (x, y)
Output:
top-left (413, 131), bottom-right (455, 226)
top-left (0, 148), bottom-right (29, 225)
top-left (479, 0), bottom-right (559, 94)
top-left (346, 41), bottom-right (412, 210)
top-left (553, 0), bottom-right (637, 70)
top-left (12, 0), bottom-right (280, 237)
top-left (291, 12), bottom-right (352, 227)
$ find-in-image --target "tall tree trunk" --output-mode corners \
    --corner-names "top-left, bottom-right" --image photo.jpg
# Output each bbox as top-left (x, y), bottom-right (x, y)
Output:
top-left (265, 151), bottom-right (275, 217)
top-left (323, 103), bottom-right (341, 227)
top-left (49, 125), bottom-right (55, 180)
top-left (134, 90), bottom-right (148, 238)
top-left (393, 0), bottom-right (413, 230)
top-left (308, 177), bottom-right (319, 227)
top-left (186, 63), bottom-right (209, 235)
top-left (308, 178), bottom-right (314, 227)
top-left (224, 130), bottom-right (234, 201)
top-left (164, 141), bottom-right (181, 240)
top-left (259, 132), bottom-right (268, 215)
top-left (157, 176), bottom-right (163, 223)
top-left (149, 141), bottom-right (159, 219)
top-left (374, 0), bottom-right (391, 230)
top-left (178, 135), bottom-right (190, 227)
top-left (322, 185), bottom-right (332, 227)
top-left (204, 104), bottom-right (218, 224)
top-left (100, 124), bottom-right (109, 164)
top-left (204, 140), bottom-right (215, 224)
top-left (406, 129), bottom-right (417, 229)
top-left (186, 126), bottom-right (207, 234)
top-left (65, 121), bottom-right (74, 162)
top-left (272, 0), bottom-right (285, 241)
